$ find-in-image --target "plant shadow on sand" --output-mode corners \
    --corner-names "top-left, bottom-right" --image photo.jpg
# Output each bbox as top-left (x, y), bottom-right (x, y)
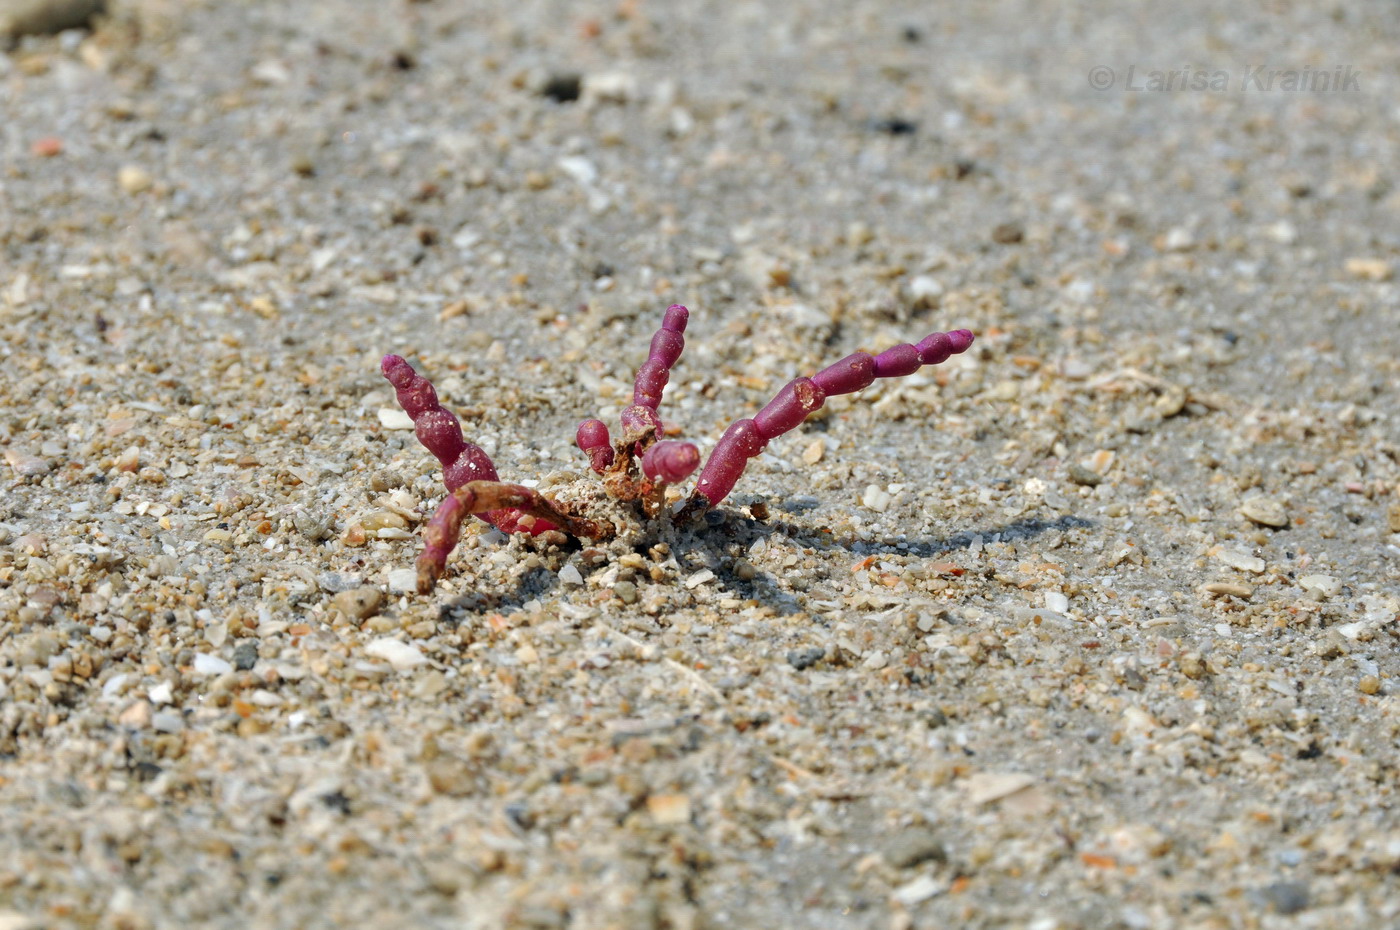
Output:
top-left (433, 512), bottom-right (1094, 621)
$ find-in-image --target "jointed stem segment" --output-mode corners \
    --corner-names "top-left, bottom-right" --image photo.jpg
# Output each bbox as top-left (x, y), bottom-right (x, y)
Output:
top-left (681, 328), bottom-right (975, 514)
top-left (416, 480), bottom-right (611, 593)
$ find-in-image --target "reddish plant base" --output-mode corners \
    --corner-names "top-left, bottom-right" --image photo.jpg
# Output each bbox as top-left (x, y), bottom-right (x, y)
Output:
top-left (384, 304), bottom-right (974, 593)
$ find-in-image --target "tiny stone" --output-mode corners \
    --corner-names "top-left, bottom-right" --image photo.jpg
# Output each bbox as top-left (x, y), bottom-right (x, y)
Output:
top-left (558, 564), bottom-right (583, 586)
top-left (387, 568), bottom-right (418, 594)
top-left (0, 0), bottom-right (106, 38)
top-left (786, 647), bottom-right (824, 670)
top-left (612, 581), bottom-right (638, 604)
top-left (683, 569), bottom-right (715, 589)
top-left (1240, 496), bottom-right (1288, 528)
top-left (891, 874), bottom-right (945, 907)
top-left (1202, 582), bottom-right (1253, 599)
top-left (232, 642), bottom-right (259, 671)
top-left (425, 756), bottom-right (476, 797)
top-left (1387, 501), bottom-right (1400, 534)
top-left (645, 793), bottom-right (691, 825)
top-left (863, 485), bottom-right (892, 512)
top-left (991, 222), bottom-right (1024, 244)
top-left (802, 439), bottom-right (824, 464)
top-left (883, 828), bottom-right (947, 869)
top-left (332, 586), bottom-right (383, 620)
top-left (1067, 463), bottom-right (1102, 486)
top-left (1044, 591), bottom-right (1069, 613)
top-left (1255, 881), bottom-right (1310, 915)
top-left (1343, 257), bottom-right (1392, 281)
top-left (294, 510), bottom-right (330, 541)
top-left (377, 408), bottom-right (415, 430)
top-left (151, 711), bottom-right (184, 733)
top-left (1163, 227), bottom-right (1194, 251)
top-left (365, 638), bottom-right (428, 671)
top-left (1216, 547), bottom-right (1265, 573)
top-left (1297, 574), bottom-right (1340, 600)
top-left (1358, 675), bottom-right (1381, 695)
top-left (118, 700), bottom-right (151, 728)
top-left (907, 275), bottom-right (943, 308)
top-left (540, 73), bottom-right (582, 103)
top-left (118, 165), bottom-right (154, 195)
top-left (193, 653), bottom-right (233, 676)
top-left (965, 771), bottom-right (1036, 805)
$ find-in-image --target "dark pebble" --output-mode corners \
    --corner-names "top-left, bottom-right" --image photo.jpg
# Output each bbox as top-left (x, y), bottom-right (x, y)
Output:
top-left (232, 642), bottom-right (259, 671)
top-left (991, 222), bottom-right (1024, 244)
top-left (1255, 881), bottom-right (1309, 915)
top-left (786, 647), bottom-right (825, 670)
top-left (541, 73), bottom-right (582, 103)
top-left (883, 828), bottom-right (947, 869)
top-left (872, 118), bottom-right (918, 136)
top-left (1067, 464), bottom-right (1103, 487)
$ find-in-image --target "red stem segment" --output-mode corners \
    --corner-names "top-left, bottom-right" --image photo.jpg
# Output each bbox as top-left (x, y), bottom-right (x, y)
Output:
top-left (382, 354), bottom-right (559, 535)
top-left (416, 480), bottom-right (611, 592)
top-left (687, 329), bottom-right (975, 509)
top-left (620, 304), bottom-right (688, 438)
top-left (576, 418), bottom-right (614, 474)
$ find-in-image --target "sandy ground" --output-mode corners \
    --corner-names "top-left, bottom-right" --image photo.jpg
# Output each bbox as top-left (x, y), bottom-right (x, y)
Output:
top-left (2, 1), bottom-right (1399, 927)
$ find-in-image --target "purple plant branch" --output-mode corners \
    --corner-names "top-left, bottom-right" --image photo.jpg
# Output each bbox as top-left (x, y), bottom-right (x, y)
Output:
top-left (686, 329), bottom-right (976, 510)
top-left (640, 440), bottom-right (700, 484)
top-left (416, 480), bottom-right (611, 592)
top-left (619, 303), bottom-right (688, 438)
top-left (382, 353), bottom-right (560, 535)
top-left (575, 418), bottom-right (614, 474)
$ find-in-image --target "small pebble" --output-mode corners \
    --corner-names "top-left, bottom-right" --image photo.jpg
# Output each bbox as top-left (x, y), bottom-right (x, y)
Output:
top-left (786, 647), bottom-right (824, 670)
top-left (1254, 881), bottom-right (1310, 915)
top-left (1067, 463), bottom-right (1102, 486)
top-left (193, 653), bottom-right (233, 676)
top-left (1297, 574), bottom-right (1340, 600)
top-left (387, 568), bottom-right (418, 594)
top-left (294, 509), bottom-right (330, 541)
top-left (3, 448), bottom-right (51, 477)
top-left (1216, 547), bottom-right (1265, 573)
top-left (1358, 675), bottom-right (1381, 695)
top-left (683, 569), bottom-right (715, 589)
top-left (332, 586), bottom-right (383, 620)
top-left (907, 275), bottom-right (943, 308)
top-left (645, 793), bottom-right (691, 825)
top-left (364, 638), bottom-right (428, 671)
top-left (232, 642), bottom-right (259, 671)
top-left (991, 222), bottom-right (1024, 244)
top-left (1201, 582), bottom-right (1253, 599)
top-left (965, 772), bottom-right (1036, 805)
top-left (883, 828), bottom-right (947, 869)
top-left (118, 165), bottom-right (154, 195)
top-left (151, 711), bottom-right (184, 734)
top-left (1343, 257), bottom-right (1392, 281)
top-left (862, 485), bottom-right (892, 512)
top-left (1240, 496), bottom-right (1288, 528)
top-left (377, 408), bottom-right (415, 430)
top-left (558, 564), bottom-right (583, 586)
top-left (612, 581), bottom-right (638, 604)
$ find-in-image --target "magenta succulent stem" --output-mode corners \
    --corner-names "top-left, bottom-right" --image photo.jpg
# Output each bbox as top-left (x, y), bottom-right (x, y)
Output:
top-left (576, 418), bottom-right (614, 473)
top-left (641, 440), bottom-right (700, 484)
top-left (382, 354), bottom-right (560, 535)
top-left (620, 304), bottom-right (688, 439)
top-left (689, 329), bottom-right (975, 508)
top-left (416, 480), bottom-right (609, 592)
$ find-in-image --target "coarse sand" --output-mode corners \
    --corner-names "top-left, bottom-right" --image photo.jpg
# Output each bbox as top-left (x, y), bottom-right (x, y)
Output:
top-left (2, 2), bottom-right (1399, 927)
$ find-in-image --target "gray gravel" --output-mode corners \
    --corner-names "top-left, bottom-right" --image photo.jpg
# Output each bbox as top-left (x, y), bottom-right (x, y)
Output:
top-left (2, 2), bottom-right (1399, 928)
